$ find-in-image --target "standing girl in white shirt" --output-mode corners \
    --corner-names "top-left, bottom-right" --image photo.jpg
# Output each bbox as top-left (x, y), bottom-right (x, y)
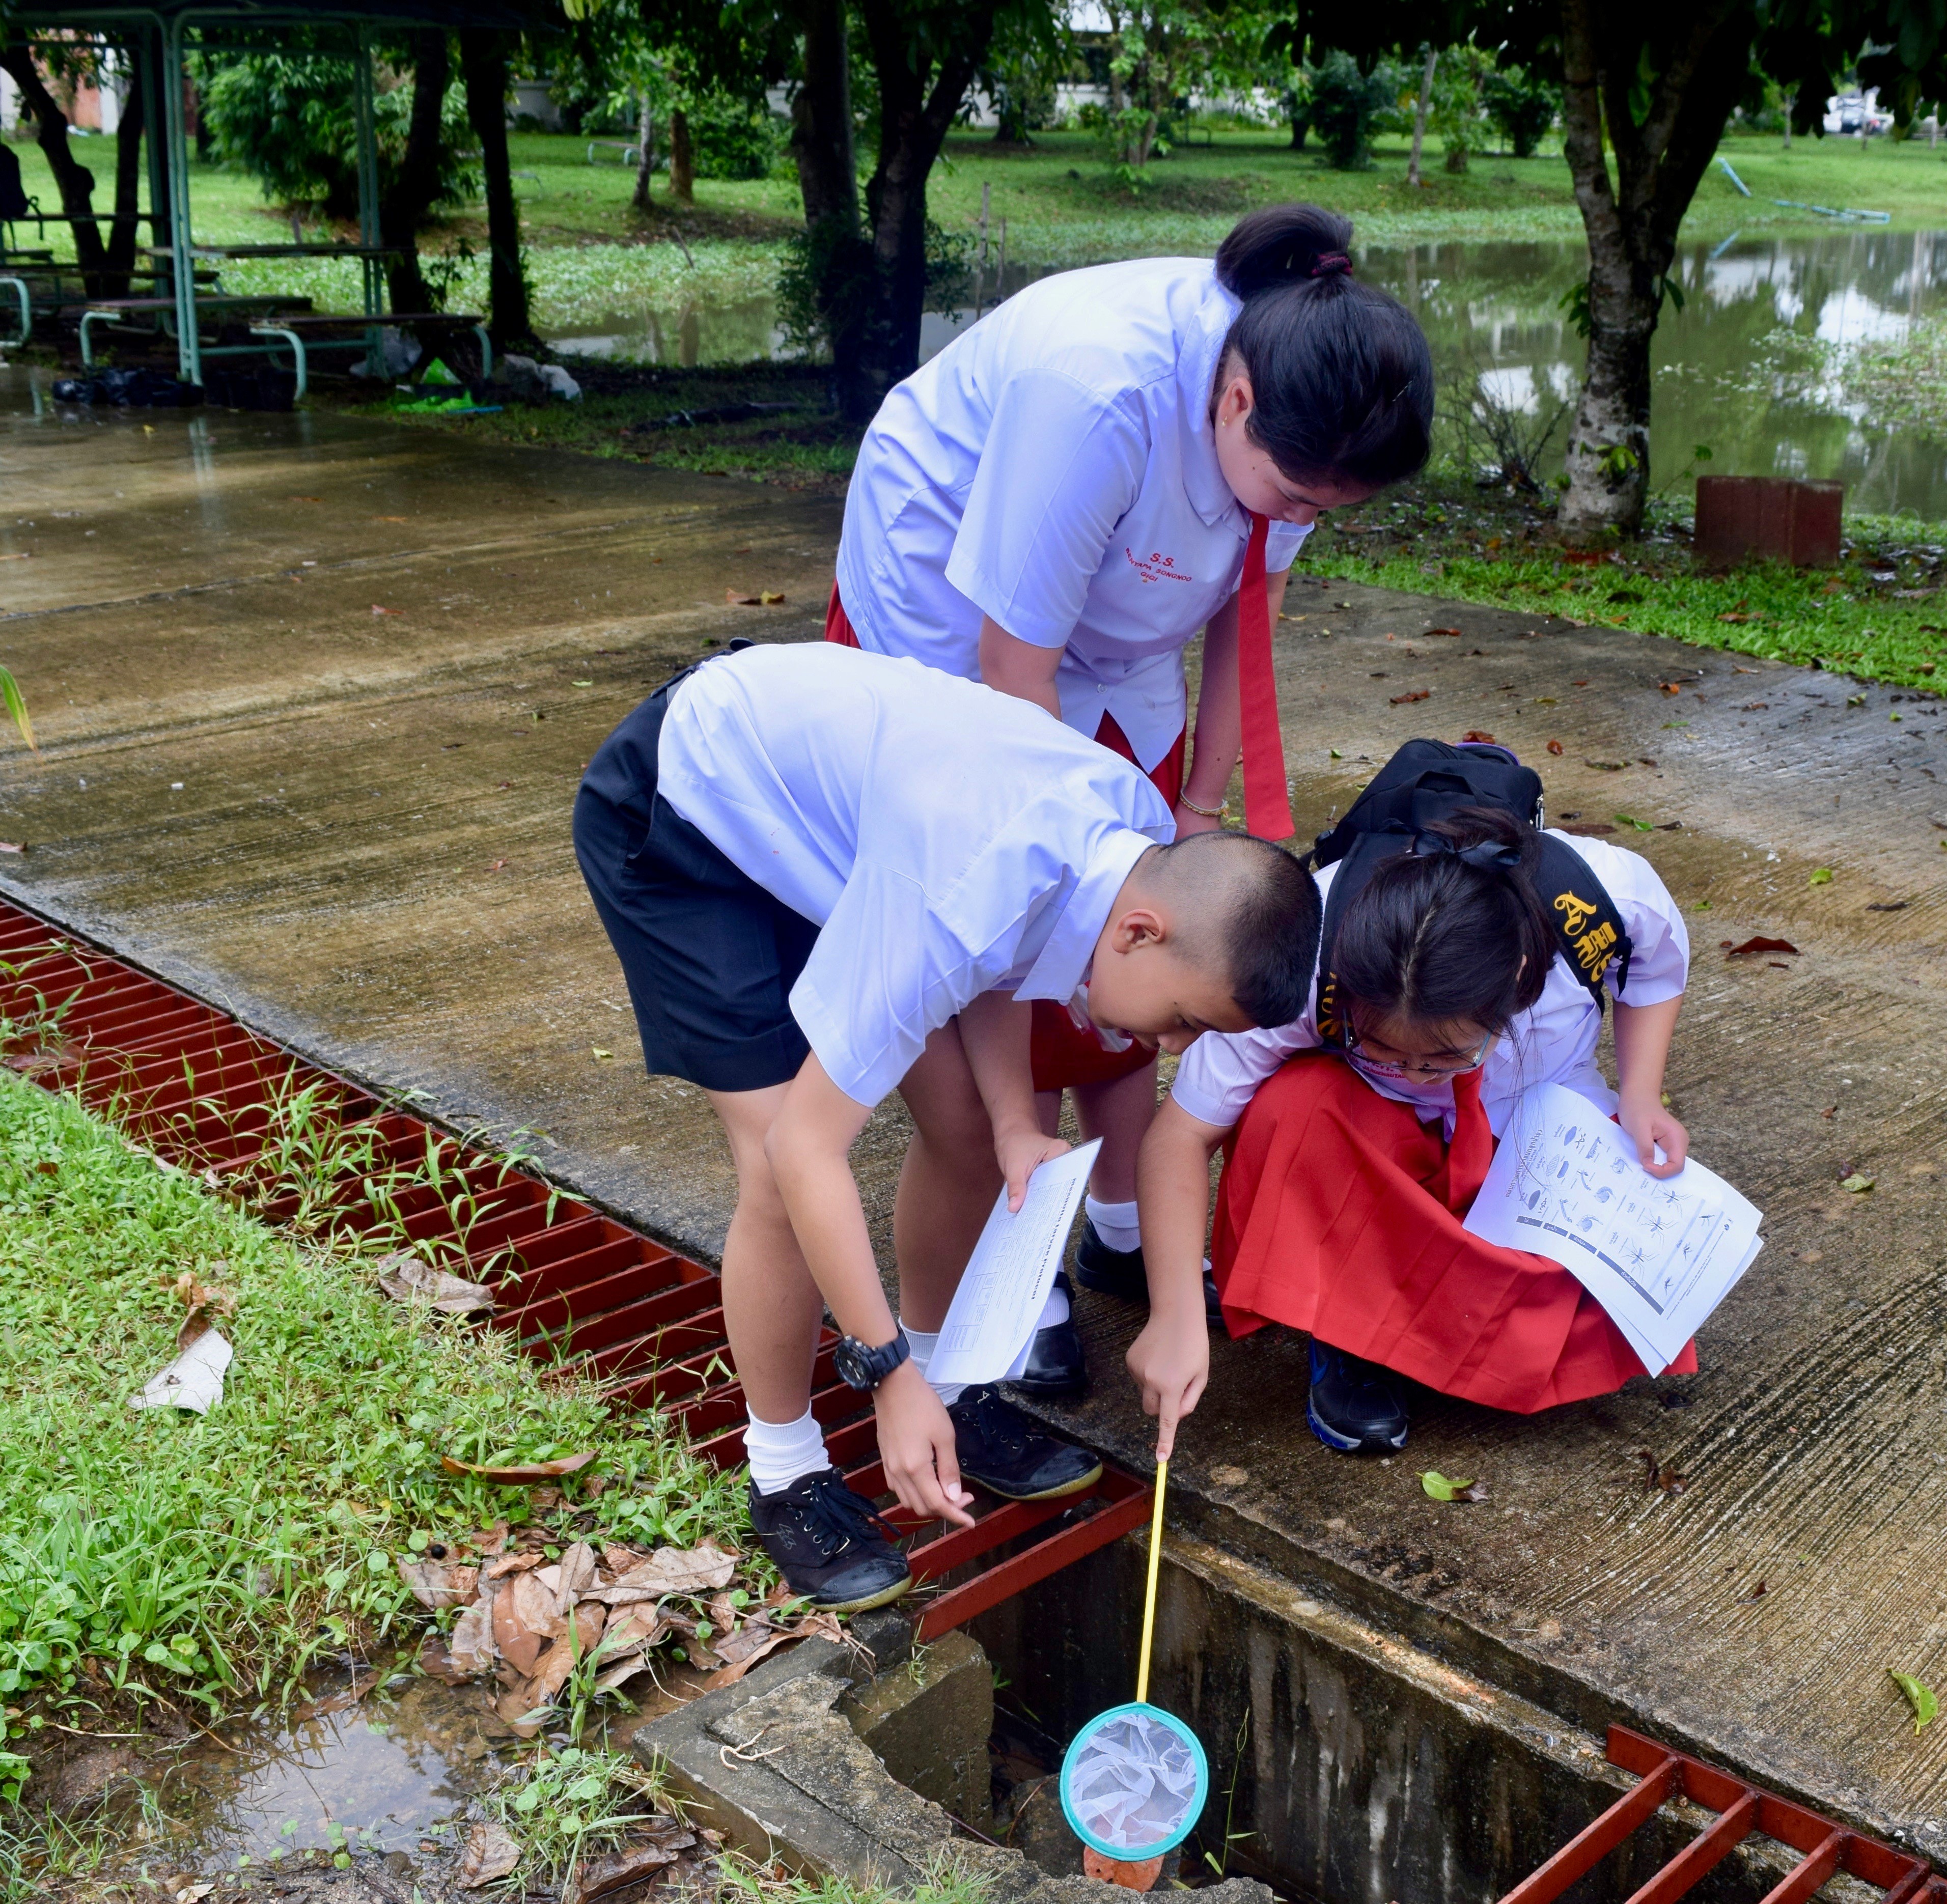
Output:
top-left (1127, 805), bottom-right (1693, 1458)
top-left (828, 203), bottom-right (1435, 1386)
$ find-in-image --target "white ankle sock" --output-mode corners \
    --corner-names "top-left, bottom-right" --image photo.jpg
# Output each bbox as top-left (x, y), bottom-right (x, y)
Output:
top-left (1086, 1194), bottom-right (1142, 1254)
top-left (743, 1406), bottom-right (829, 1497)
top-left (898, 1324), bottom-right (964, 1408)
top-left (1038, 1281), bottom-right (1070, 1329)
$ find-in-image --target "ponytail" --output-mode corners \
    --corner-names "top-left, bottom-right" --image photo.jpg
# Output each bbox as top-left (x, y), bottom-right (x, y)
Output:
top-left (1330, 806), bottom-right (1555, 1038)
top-left (1214, 204), bottom-right (1435, 488)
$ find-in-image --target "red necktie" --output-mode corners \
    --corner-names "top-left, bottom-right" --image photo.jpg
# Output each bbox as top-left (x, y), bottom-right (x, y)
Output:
top-left (1237, 512), bottom-right (1294, 842)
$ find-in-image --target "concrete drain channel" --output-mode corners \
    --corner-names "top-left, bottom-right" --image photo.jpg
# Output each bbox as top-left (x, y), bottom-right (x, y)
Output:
top-left (3, 890), bottom-right (1940, 1904)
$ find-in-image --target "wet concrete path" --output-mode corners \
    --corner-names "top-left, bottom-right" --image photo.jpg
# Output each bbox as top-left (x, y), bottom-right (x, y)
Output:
top-left (4, 367), bottom-right (1945, 1844)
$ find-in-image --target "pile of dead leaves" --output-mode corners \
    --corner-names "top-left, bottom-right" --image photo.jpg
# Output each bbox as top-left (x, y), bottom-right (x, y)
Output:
top-left (404, 1525), bottom-right (841, 1735)
top-left (460, 1812), bottom-right (722, 1903)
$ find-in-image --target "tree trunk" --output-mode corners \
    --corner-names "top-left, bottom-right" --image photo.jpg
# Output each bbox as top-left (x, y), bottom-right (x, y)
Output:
top-left (787, 0), bottom-right (873, 411)
top-left (1407, 46), bottom-right (1435, 186)
top-left (379, 29), bottom-right (450, 313)
top-left (850, 0), bottom-right (997, 417)
top-left (104, 40), bottom-right (146, 290)
top-left (1, 43), bottom-right (110, 287)
top-left (1555, 0), bottom-right (1751, 538)
top-left (632, 91), bottom-right (653, 211)
top-left (459, 30), bottom-right (530, 345)
top-left (670, 107), bottom-right (694, 202)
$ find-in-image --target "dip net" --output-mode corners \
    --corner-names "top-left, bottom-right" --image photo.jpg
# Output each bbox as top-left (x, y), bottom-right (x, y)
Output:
top-left (1060, 1703), bottom-right (1206, 1859)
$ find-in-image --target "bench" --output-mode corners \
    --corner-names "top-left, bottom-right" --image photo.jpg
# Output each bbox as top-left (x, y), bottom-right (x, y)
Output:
top-left (1, 269), bottom-right (226, 347)
top-left (247, 311), bottom-right (491, 400)
top-left (78, 294), bottom-right (315, 367)
top-left (587, 138), bottom-right (642, 165)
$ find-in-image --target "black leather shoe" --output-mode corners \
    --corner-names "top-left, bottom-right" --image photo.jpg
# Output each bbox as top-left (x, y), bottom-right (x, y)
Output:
top-left (746, 1469), bottom-right (912, 1611)
top-left (1074, 1218), bottom-right (1146, 1299)
top-left (1305, 1341), bottom-right (1409, 1453)
top-left (950, 1384), bottom-right (1103, 1500)
top-left (1010, 1270), bottom-right (1086, 1398)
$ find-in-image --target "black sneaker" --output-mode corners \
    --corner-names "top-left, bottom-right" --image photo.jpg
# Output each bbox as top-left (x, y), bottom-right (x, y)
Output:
top-left (1074, 1218), bottom-right (1145, 1299)
top-left (1076, 1223), bottom-right (1227, 1333)
top-left (1305, 1341), bottom-right (1409, 1453)
top-left (746, 1469), bottom-right (912, 1612)
top-left (949, 1384), bottom-right (1103, 1500)
top-left (1011, 1270), bottom-right (1087, 1398)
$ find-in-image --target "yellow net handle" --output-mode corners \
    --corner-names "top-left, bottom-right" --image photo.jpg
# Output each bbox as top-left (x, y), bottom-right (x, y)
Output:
top-left (1135, 1457), bottom-right (1167, 1706)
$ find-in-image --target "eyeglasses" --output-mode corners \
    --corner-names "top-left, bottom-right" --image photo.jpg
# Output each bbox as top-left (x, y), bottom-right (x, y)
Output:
top-left (1343, 1025), bottom-right (1496, 1080)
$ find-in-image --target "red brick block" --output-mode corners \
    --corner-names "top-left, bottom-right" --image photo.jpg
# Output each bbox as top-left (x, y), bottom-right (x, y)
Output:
top-left (1694, 475), bottom-right (1843, 568)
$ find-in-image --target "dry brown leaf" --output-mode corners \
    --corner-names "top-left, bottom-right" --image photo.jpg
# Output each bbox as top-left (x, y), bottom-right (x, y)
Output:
top-left (458, 1819), bottom-right (523, 1888)
top-left (448, 1598), bottom-right (498, 1677)
top-left (511, 1569), bottom-right (569, 1643)
top-left (557, 1541), bottom-right (599, 1609)
top-left (608, 1541), bottom-right (737, 1597)
top-left (701, 1628), bottom-right (802, 1690)
top-left (1636, 1448), bottom-right (1687, 1495)
top-left (1389, 688), bottom-right (1431, 705)
top-left (493, 1580), bottom-right (550, 1674)
top-left (705, 1590), bottom-right (740, 1634)
top-left (482, 1550), bottom-right (544, 1582)
top-left (1725, 936), bottom-right (1800, 959)
top-left (476, 1521), bottom-right (511, 1557)
top-left (441, 1450), bottom-right (595, 1482)
top-left (601, 1543), bottom-right (645, 1578)
top-left (570, 1843), bottom-right (678, 1904)
top-left (375, 1250), bottom-right (495, 1315)
top-left (396, 1557), bottom-right (480, 1610)
top-left (493, 1685), bottom-right (548, 1737)
top-left (418, 1633), bottom-right (472, 1686)
top-left (600, 1606), bottom-right (669, 1657)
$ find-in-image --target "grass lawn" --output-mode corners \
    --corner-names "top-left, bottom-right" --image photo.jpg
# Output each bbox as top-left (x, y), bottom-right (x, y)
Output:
top-left (0, 1067), bottom-right (749, 1757)
top-left (1305, 478), bottom-right (1947, 692)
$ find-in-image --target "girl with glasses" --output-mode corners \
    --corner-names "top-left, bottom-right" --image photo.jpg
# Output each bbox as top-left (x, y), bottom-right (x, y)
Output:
top-left (1128, 805), bottom-right (1691, 1457)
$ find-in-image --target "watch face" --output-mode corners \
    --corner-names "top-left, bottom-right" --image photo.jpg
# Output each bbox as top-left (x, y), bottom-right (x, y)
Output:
top-left (834, 1340), bottom-right (870, 1389)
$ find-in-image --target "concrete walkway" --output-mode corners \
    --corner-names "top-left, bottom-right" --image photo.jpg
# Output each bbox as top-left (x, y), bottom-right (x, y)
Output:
top-left (4, 368), bottom-right (1944, 1843)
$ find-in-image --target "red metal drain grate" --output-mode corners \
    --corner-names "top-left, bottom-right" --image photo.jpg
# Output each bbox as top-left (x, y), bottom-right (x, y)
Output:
top-left (0, 895), bottom-right (1150, 1641)
top-left (1500, 1724), bottom-right (1945, 1904)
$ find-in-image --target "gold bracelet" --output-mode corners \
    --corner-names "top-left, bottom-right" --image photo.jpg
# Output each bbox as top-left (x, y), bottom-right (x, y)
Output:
top-left (1176, 792), bottom-right (1226, 819)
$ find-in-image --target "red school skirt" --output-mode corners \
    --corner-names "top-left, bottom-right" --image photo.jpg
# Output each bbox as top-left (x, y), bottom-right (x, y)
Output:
top-left (1210, 1053), bottom-right (1698, 1414)
top-left (826, 583), bottom-right (1184, 1092)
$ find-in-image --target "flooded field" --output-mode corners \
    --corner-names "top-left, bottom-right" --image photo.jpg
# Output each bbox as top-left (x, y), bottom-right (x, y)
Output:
top-left (547, 228), bottom-right (1947, 521)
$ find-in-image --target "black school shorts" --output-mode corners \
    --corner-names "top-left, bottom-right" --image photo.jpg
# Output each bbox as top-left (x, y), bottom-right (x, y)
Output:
top-left (573, 667), bottom-right (818, 1094)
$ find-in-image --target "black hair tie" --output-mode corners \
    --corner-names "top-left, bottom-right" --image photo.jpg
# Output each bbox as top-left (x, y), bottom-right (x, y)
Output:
top-left (1408, 831), bottom-right (1521, 873)
top-left (1310, 251), bottom-right (1353, 279)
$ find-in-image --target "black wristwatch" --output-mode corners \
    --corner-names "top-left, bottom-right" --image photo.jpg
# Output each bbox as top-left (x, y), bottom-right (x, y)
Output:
top-left (833, 1330), bottom-right (912, 1392)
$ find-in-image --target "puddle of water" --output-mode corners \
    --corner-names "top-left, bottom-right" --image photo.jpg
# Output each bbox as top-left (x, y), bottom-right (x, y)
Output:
top-left (543, 230), bottom-right (1947, 521)
top-left (103, 1656), bottom-right (703, 1877)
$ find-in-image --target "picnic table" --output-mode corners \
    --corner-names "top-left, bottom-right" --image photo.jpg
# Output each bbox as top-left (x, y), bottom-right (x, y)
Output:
top-left (248, 310), bottom-right (492, 399)
top-left (79, 294), bottom-right (317, 368)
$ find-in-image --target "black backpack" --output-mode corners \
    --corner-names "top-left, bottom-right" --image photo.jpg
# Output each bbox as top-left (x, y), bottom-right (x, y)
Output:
top-left (1306, 738), bottom-right (1633, 1041)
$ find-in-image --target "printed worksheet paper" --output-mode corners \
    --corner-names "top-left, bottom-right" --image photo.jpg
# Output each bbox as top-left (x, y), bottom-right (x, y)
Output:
top-left (928, 1139), bottom-right (1102, 1389)
top-left (1462, 1084), bottom-right (1763, 1374)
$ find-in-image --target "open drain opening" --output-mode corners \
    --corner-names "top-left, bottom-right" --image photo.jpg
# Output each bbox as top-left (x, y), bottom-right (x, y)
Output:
top-left (0, 895), bottom-right (1146, 1641)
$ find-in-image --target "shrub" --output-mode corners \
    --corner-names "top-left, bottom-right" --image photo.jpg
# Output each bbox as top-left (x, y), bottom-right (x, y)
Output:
top-left (1309, 49), bottom-right (1401, 171)
top-left (1482, 63), bottom-right (1559, 158)
top-left (197, 52), bottom-right (478, 220)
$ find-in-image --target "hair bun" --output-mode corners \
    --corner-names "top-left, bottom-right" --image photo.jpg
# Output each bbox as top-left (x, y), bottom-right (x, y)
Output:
top-left (1215, 204), bottom-right (1357, 300)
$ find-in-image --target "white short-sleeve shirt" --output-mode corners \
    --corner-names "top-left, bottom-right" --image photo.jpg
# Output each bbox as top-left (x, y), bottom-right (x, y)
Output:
top-left (1169, 834), bottom-right (1690, 1137)
top-left (835, 257), bottom-right (1311, 772)
top-left (655, 645), bottom-right (1175, 1108)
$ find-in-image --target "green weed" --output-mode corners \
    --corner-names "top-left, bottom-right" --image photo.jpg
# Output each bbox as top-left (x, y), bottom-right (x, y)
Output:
top-left (0, 1070), bottom-right (747, 1723)
top-left (486, 1744), bottom-right (676, 1891)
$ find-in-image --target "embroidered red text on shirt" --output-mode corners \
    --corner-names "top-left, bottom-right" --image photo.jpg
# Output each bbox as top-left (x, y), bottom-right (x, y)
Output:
top-left (1125, 548), bottom-right (1193, 584)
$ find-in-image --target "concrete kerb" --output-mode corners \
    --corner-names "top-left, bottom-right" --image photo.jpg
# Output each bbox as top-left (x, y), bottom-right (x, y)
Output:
top-left (632, 1626), bottom-right (1273, 1904)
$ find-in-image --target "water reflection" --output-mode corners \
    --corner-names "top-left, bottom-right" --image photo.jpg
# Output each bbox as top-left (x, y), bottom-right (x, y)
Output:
top-left (1356, 227), bottom-right (1947, 519)
top-left (541, 230), bottom-right (1947, 521)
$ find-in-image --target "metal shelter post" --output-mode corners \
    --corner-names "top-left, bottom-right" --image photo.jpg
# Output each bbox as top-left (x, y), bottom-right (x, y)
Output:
top-left (159, 12), bottom-right (199, 384)
top-left (353, 27), bottom-right (382, 319)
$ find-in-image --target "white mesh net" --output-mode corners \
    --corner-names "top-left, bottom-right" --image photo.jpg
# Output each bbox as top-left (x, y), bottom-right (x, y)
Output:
top-left (1064, 1711), bottom-right (1202, 1853)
